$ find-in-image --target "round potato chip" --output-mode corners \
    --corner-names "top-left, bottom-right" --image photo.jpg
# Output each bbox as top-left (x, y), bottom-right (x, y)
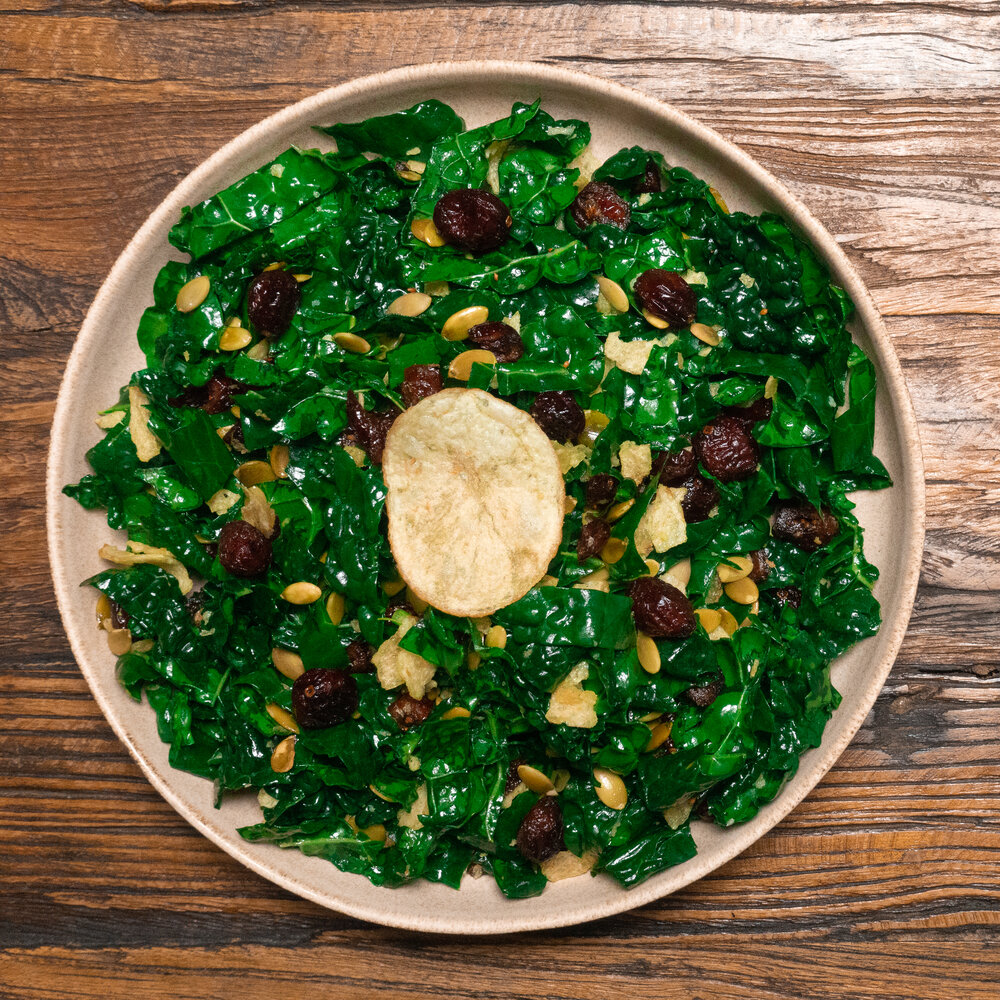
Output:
top-left (382, 388), bottom-right (566, 618)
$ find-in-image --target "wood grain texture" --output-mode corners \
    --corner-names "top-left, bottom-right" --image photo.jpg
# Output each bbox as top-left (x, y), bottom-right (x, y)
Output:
top-left (1, 3), bottom-right (998, 997)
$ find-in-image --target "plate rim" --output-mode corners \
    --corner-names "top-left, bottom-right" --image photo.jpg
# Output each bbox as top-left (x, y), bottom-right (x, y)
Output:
top-left (45, 59), bottom-right (926, 933)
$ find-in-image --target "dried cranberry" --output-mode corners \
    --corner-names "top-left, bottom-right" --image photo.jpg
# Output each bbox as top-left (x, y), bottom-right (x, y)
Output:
top-left (217, 520), bottom-right (272, 577)
top-left (292, 668), bottom-right (358, 729)
top-left (529, 390), bottom-right (585, 443)
top-left (684, 677), bottom-right (724, 708)
top-left (346, 390), bottom-right (398, 464)
top-left (633, 268), bottom-right (697, 327)
top-left (570, 181), bottom-right (630, 231)
top-left (772, 586), bottom-right (803, 609)
top-left (771, 503), bottom-right (839, 552)
top-left (723, 397), bottom-right (773, 432)
top-left (222, 421), bottom-right (246, 452)
top-left (170, 370), bottom-right (250, 415)
top-left (247, 269), bottom-right (301, 338)
top-left (433, 188), bottom-right (512, 254)
top-left (345, 639), bottom-right (375, 674)
top-left (184, 591), bottom-right (205, 625)
top-left (466, 321), bottom-right (524, 362)
top-left (679, 474), bottom-right (718, 523)
top-left (505, 758), bottom-right (527, 795)
top-left (388, 692), bottom-right (435, 730)
top-left (748, 549), bottom-right (771, 583)
top-left (109, 600), bottom-right (130, 630)
top-left (516, 796), bottom-right (564, 864)
top-left (584, 473), bottom-right (618, 509)
top-left (577, 518), bottom-right (612, 563)
top-left (628, 577), bottom-right (695, 639)
top-left (694, 416), bottom-right (760, 482)
top-left (631, 160), bottom-right (662, 194)
top-left (651, 448), bottom-right (697, 486)
top-left (400, 364), bottom-right (443, 408)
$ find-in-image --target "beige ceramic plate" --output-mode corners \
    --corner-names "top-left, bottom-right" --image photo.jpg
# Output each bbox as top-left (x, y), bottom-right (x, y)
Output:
top-left (47, 62), bottom-right (925, 933)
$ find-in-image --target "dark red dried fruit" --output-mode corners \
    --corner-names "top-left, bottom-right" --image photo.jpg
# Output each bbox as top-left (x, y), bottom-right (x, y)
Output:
top-left (633, 268), bottom-right (697, 327)
top-left (247, 269), bottom-right (301, 338)
top-left (184, 591), bottom-right (205, 625)
top-left (222, 421), bottom-right (247, 453)
top-left (170, 370), bottom-right (251, 415)
top-left (748, 549), bottom-right (771, 583)
top-left (772, 586), bottom-right (803, 609)
top-left (631, 160), bottom-right (662, 194)
top-left (400, 364), bottom-right (443, 408)
top-left (685, 677), bottom-right (724, 708)
top-left (505, 758), bottom-right (527, 795)
top-left (346, 390), bottom-right (398, 464)
top-left (292, 668), bottom-right (358, 729)
top-left (694, 416), bottom-right (760, 482)
top-left (217, 520), bottom-right (272, 578)
top-left (651, 448), bottom-right (697, 486)
top-left (388, 692), bottom-right (435, 730)
top-left (529, 390), bottom-right (585, 443)
top-left (679, 474), bottom-right (718, 523)
top-left (109, 600), bottom-right (130, 630)
top-left (771, 503), bottom-right (840, 552)
top-left (570, 181), bottom-right (630, 231)
top-left (584, 473), bottom-right (618, 509)
top-left (432, 188), bottom-right (512, 254)
top-left (577, 518), bottom-right (612, 563)
top-left (466, 321), bottom-right (525, 362)
top-left (516, 796), bottom-right (564, 864)
top-left (345, 639), bottom-right (375, 674)
top-left (723, 396), bottom-right (773, 431)
top-left (628, 577), bottom-right (695, 639)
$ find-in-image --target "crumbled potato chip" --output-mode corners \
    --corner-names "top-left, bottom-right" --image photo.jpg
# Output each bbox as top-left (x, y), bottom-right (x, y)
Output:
top-left (128, 386), bottom-right (163, 462)
top-left (546, 664), bottom-right (598, 729)
top-left (240, 485), bottom-right (276, 537)
top-left (603, 329), bottom-right (673, 375)
top-left (633, 485), bottom-right (688, 557)
top-left (552, 440), bottom-right (591, 475)
top-left (663, 796), bottom-right (695, 830)
top-left (568, 145), bottom-right (600, 187)
top-left (618, 440), bottom-right (652, 483)
top-left (99, 540), bottom-right (192, 595)
top-left (541, 849), bottom-right (599, 882)
top-left (382, 389), bottom-right (565, 618)
top-left (372, 613), bottom-right (436, 698)
top-left (207, 488), bottom-right (240, 515)
top-left (396, 783), bottom-right (429, 831)
top-left (95, 410), bottom-right (125, 429)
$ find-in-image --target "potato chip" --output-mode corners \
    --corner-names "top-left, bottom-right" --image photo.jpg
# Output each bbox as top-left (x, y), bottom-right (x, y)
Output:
top-left (382, 388), bottom-right (565, 618)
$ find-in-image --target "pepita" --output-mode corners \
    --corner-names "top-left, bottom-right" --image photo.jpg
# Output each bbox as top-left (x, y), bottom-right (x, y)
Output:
top-left (292, 273), bottom-right (312, 283)
top-left (325, 591), bottom-right (345, 626)
top-left (442, 305), bottom-right (489, 341)
top-left (596, 275), bottom-right (629, 312)
top-left (645, 721), bottom-right (673, 753)
top-left (717, 555), bottom-right (753, 584)
top-left (689, 322), bottom-right (721, 347)
top-left (578, 409), bottom-right (610, 446)
top-left (642, 308), bottom-right (670, 330)
top-left (405, 586), bottom-right (429, 614)
top-left (271, 647), bottom-right (305, 681)
top-left (411, 217), bottom-right (445, 247)
top-left (636, 632), bottom-right (661, 674)
top-left (235, 460), bottom-right (276, 487)
top-left (441, 706), bottom-right (471, 720)
top-left (718, 607), bottom-right (740, 636)
top-left (517, 764), bottom-right (555, 794)
top-left (176, 275), bottom-right (210, 313)
top-left (724, 577), bottom-right (759, 605)
top-left (387, 291), bottom-right (432, 317)
top-left (96, 592), bottom-right (112, 628)
top-left (219, 325), bottom-right (252, 351)
top-left (106, 627), bottom-right (132, 656)
top-left (270, 734), bottom-right (295, 773)
top-left (600, 536), bottom-right (628, 564)
top-left (266, 703), bottom-right (300, 734)
top-left (332, 332), bottom-right (371, 354)
top-left (381, 576), bottom-right (406, 597)
top-left (694, 607), bottom-right (722, 633)
top-left (269, 443), bottom-right (290, 479)
top-left (764, 375), bottom-right (779, 399)
top-left (246, 339), bottom-right (270, 361)
top-left (280, 581), bottom-right (322, 605)
top-left (448, 349), bottom-right (496, 381)
top-left (486, 625), bottom-right (508, 649)
top-left (607, 499), bottom-right (634, 522)
top-left (593, 768), bottom-right (628, 810)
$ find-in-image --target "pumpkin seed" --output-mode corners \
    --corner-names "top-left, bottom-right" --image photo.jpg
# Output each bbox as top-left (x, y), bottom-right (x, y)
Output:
top-left (325, 591), bottom-right (345, 626)
top-left (332, 332), bottom-right (370, 354)
top-left (717, 555), bottom-right (753, 584)
top-left (764, 375), bottom-right (779, 399)
top-left (645, 721), bottom-right (673, 753)
top-left (442, 305), bottom-right (489, 341)
top-left (593, 768), bottom-right (627, 810)
top-left (578, 409), bottom-right (610, 446)
top-left (106, 627), bottom-right (132, 656)
top-left (441, 706), bottom-right (471, 720)
top-left (690, 323), bottom-right (721, 347)
top-left (266, 703), bottom-right (300, 734)
top-left (219, 325), bottom-right (252, 351)
top-left (607, 499), bottom-right (634, 522)
top-left (381, 576), bottom-right (406, 597)
top-left (235, 460), bottom-right (276, 487)
top-left (600, 536), bottom-right (628, 564)
top-left (636, 632), bottom-right (661, 674)
top-left (596, 275), bottom-right (629, 312)
top-left (280, 581), bottom-right (322, 605)
top-left (292, 273), bottom-right (311, 283)
top-left (695, 607), bottom-right (722, 633)
top-left (411, 217), bottom-right (445, 247)
top-left (467, 650), bottom-right (481, 671)
top-left (709, 186), bottom-right (730, 213)
top-left (270, 735), bottom-right (295, 773)
top-left (96, 592), bottom-right (112, 628)
top-left (405, 586), bottom-right (429, 615)
top-left (271, 647), bottom-right (305, 680)
top-left (176, 275), bottom-right (210, 313)
top-left (517, 764), bottom-right (555, 794)
top-left (246, 339), bottom-right (270, 361)
top-left (642, 308), bottom-right (669, 330)
top-left (644, 558), bottom-right (660, 577)
top-left (663, 557), bottom-right (692, 591)
top-left (718, 608), bottom-right (740, 635)
top-left (269, 443), bottom-right (290, 479)
top-left (486, 625), bottom-right (508, 649)
top-left (448, 349), bottom-right (496, 381)
top-left (387, 291), bottom-right (432, 317)
top-left (724, 577), bottom-right (759, 605)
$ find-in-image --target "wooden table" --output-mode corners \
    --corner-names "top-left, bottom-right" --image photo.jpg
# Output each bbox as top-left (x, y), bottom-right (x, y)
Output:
top-left (3, 3), bottom-right (998, 997)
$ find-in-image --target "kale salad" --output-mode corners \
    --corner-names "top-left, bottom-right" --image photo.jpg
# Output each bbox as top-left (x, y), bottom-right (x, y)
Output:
top-left (66, 99), bottom-right (890, 898)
